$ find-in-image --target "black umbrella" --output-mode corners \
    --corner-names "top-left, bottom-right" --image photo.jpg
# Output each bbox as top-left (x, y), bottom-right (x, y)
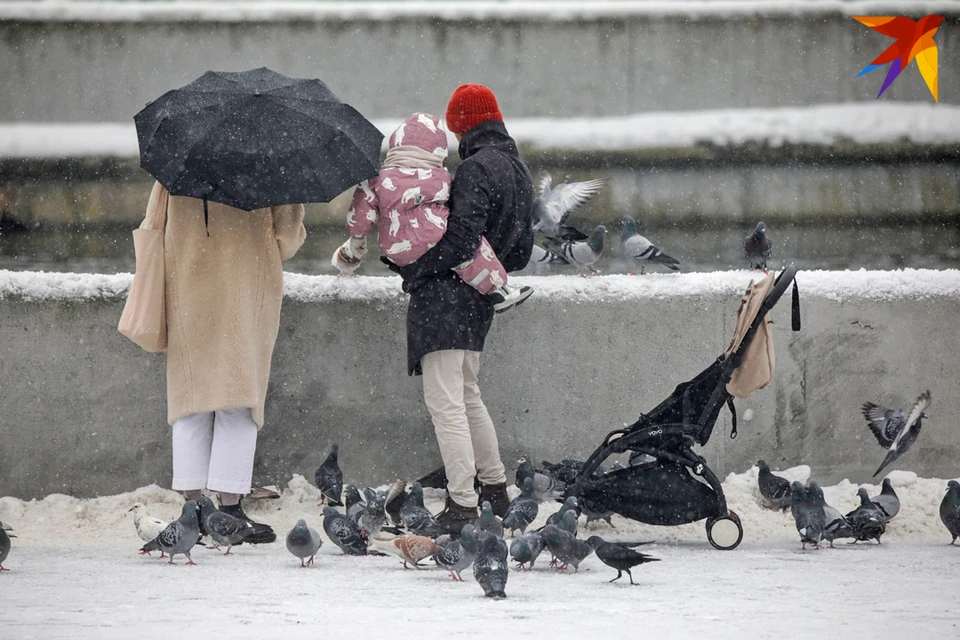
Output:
top-left (134, 67), bottom-right (383, 223)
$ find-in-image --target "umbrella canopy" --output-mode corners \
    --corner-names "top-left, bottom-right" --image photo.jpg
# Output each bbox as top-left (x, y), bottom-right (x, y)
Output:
top-left (134, 67), bottom-right (383, 211)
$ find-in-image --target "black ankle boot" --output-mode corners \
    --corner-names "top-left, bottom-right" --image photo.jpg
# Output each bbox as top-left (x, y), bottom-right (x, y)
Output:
top-left (479, 483), bottom-right (510, 518)
top-left (435, 497), bottom-right (479, 536)
top-left (220, 499), bottom-right (277, 544)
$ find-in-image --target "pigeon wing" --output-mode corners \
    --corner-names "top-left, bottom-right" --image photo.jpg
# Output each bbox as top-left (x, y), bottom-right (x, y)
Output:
top-left (861, 403), bottom-right (902, 448)
top-left (542, 178), bottom-right (606, 227)
top-left (156, 521), bottom-right (183, 549)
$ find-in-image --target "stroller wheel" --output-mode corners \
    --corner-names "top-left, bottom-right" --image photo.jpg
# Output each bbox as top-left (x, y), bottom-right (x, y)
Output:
top-left (706, 512), bottom-right (743, 550)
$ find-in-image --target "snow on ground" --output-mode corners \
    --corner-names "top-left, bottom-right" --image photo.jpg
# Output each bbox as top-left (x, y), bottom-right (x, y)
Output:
top-left (2, 468), bottom-right (959, 638)
top-left (2, 103), bottom-right (959, 159)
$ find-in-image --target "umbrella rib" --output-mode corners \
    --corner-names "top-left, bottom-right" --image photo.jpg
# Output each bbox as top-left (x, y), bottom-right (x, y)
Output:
top-left (258, 95), bottom-right (381, 164)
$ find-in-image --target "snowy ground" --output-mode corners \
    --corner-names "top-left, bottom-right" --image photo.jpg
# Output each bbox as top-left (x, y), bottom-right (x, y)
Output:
top-left (2, 468), bottom-right (959, 639)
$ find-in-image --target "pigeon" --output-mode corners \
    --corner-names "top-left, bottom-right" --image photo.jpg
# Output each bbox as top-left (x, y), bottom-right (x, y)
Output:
top-left (540, 459), bottom-right (588, 486)
top-left (791, 481), bottom-right (824, 550)
top-left (743, 221), bottom-right (772, 271)
top-left (400, 483), bottom-right (445, 537)
top-left (0, 521), bottom-right (15, 571)
top-left (384, 480), bottom-right (409, 526)
top-left (359, 488), bottom-right (388, 538)
top-left (586, 536), bottom-right (660, 585)
top-left (140, 500), bottom-right (202, 565)
top-left (540, 225), bottom-right (606, 276)
top-left (433, 524), bottom-right (480, 580)
top-left (862, 390), bottom-right (931, 477)
top-left (129, 503), bottom-right (169, 557)
top-left (474, 531), bottom-right (509, 598)
top-left (539, 524), bottom-right (594, 572)
top-left (532, 173), bottom-right (607, 241)
top-left (809, 481), bottom-right (854, 548)
top-left (545, 496), bottom-right (581, 528)
top-left (322, 506), bottom-right (368, 556)
top-left (516, 455), bottom-right (562, 502)
top-left (502, 478), bottom-right (539, 537)
top-left (871, 478), bottom-right (901, 520)
top-left (621, 216), bottom-right (680, 275)
top-left (939, 480), bottom-right (960, 545)
top-left (844, 488), bottom-right (887, 544)
top-left (476, 501), bottom-right (504, 538)
top-left (315, 444), bottom-right (344, 506)
top-left (757, 460), bottom-right (792, 510)
top-left (344, 486), bottom-right (365, 525)
top-left (370, 534), bottom-right (440, 569)
top-left (197, 496), bottom-right (258, 554)
top-left (524, 244), bottom-right (553, 275)
top-left (286, 519), bottom-right (323, 568)
top-left (509, 531), bottom-right (546, 570)
top-left (557, 509), bottom-right (579, 537)
top-left (581, 498), bottom-right (615, 528)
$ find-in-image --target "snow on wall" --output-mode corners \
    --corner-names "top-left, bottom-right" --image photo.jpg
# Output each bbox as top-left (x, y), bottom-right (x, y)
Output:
top-left (1, 1), bottom-right (957, 23)
top-left (2, 104), bottom-right (959, 159)
top-left (3, 268), bottom-right (960, 303)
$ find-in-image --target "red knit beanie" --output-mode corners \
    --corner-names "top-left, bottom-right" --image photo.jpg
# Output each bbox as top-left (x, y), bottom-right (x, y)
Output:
top-left (445, 84), bottom-right (503, 134)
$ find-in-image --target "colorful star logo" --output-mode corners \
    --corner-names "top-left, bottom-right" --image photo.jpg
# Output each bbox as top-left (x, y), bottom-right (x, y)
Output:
top-left (854, 15), bottom-right (944, 102)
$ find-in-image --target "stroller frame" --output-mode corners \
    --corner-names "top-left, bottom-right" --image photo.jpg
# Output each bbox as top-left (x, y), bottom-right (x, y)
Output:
top-left (571, 265), bottom-right (799, 550)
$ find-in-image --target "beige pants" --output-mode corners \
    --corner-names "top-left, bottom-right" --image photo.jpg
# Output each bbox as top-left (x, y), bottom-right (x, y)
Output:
top-left (422, 349), bottom-right (507, 508)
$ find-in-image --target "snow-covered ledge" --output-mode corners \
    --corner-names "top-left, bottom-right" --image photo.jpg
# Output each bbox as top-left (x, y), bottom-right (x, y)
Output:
top-left (2, 268), bottom-right (959, 499)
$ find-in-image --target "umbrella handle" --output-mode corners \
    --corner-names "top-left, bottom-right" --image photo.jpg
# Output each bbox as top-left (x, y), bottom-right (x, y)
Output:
top-left (203, 196), bottom-right (210, 237)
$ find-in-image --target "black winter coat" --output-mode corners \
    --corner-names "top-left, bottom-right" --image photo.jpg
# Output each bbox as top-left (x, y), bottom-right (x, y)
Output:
top-left (394, 120), bottom-right (535, 375)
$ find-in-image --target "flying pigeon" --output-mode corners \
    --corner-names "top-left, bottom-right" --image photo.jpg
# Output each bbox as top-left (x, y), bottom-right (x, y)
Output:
top-left (539, 524), bottom-right (594, 572)
top-left (433, 524), bottom-right (480, 580)
top-left (545, 497), bottom-right (581, 528)
top-left (322, 506), bottom-right (368, 556)
top-left (0, 521), bottom-right (15, 571)
top-left (359, 488), bottom-right (388, 538)
top-left (286, 519), bottom-right (323, 568)
top-left (791, 481), bottom-right (825, 550)
top-left (844, 488), bottom-right (887, 544)
top-left (476, 501), bottom-right (504, 538)
top-left (384, 480), bottom-right (409, 526)
top-left (540, 225), bottom-right (607, 277)
top-left (502, 478), bottom-right (539, 537)
top-left (400, 483), bottom-right (445, 538)
top-left (532, 173), bottom-right (607, 241)
top-left (474, 531), bottom-right (509, 598)
top-left (129, 503), bottom-right (170, 557)
top-left (870, 478), bottom-right (901, 520)
top-left (621, 216), bottom-right (680, 275)
top-left (757, 460), bottom-right (792, 510)
top-left (516, 455), bottom-right (562, 502)
top-left (344, 486), bottom-right (365, 525)
top-left (586, 536), bottom-right (660, 585)
top-left (809, 481), bottom-right (854, 548)
top-left (140, 500), bottom-right (202, 565)
top-left (197, 496), bottom-right (257, 555)
top-left (939, 480), bottom-right (960, 545)
top-left (509, 531), bottom-right (546, 570)
top-left (743, 221), bottom-right (772, 271)
top-left (862, 390), bottom-right (931, 477)
top-left (370, 534), bottom-right (440, 569)
top-left (315, 444), bottom-right (344, 506)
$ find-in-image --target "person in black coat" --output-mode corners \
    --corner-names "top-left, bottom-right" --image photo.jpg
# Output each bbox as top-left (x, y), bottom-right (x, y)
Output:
top-left (390, 84), bottom-right (535, 533)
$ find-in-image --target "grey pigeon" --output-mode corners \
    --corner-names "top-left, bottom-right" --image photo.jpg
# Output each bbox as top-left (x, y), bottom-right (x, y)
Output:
top-left (871, 478), bottom-right (900, 520)
top-left (140, 500), bottom-right (201, 565)
top-left (862, 391), bottom-right (931, 477)
top-left (473, 531), bottom-right (509, 598)
top-left (532, 173), bottom-right (607, 241)
top-left (434, 524), bottom-right (480, 581)
top-left (509, 531), bottom-right (546, 570)
top-left (502, 478), bottom-right (539, 536)
top-left (757, 460), bottom-right (793, 510)
top-left (545, 496), bottom-right (580, 528)
top-left (0, 520), bottom-right (15, 571)
top-left (743, 221), bottom-right (772, 271)
top-left (476, 501), bottom-right (504, 538)
top-left (539, 524), bottom-right (594, 572)
top-left (809, 481), bottom-right (854, 548)
top-left (344, 485), bottom-right (365, 525)
top-left (540, 225), bottom-right (606, 276)
top-left (315, 444), bottom-right (344, 506)
top-left (586, 536), bottom-right (660, 585)
top-left (582, 497), bottom-right (615, 529)
top-left (621, 216), bottom-right (680, 275)
top-left (359, 488), bottom-right (388, 538)
top-left (939, 480), bottom-right (960, 545)
top-left (322, 506), bottom-right (368, 555)
top-left (524, 244), bottom-right (553, 275)
top-left (845, 488), bottom-right (887, 544)
top-left (791, 481), bottom-right (825, 550)
top-left (557, 509), bottom-right (579, 537)
top-left (400, 483), bottom-right (445, 538)
top-left (286, 519), bottom-right (323, 568)
top-left (384, 480), bottom-right (409, 526)
top-left (516, 455), bottom-right (562, 502)
top-left (198, 496), bottom-right (256, 554)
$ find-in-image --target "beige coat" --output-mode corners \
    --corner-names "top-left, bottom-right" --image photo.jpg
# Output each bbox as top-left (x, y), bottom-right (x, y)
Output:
top-left (140, 182), bottom-right (306, 429)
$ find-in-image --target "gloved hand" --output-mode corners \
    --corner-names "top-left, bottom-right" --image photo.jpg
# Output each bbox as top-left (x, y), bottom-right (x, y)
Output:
top-left (379, 256), bottom-right (424, 293)
top-left (331, 236), bottom-right (366, 275)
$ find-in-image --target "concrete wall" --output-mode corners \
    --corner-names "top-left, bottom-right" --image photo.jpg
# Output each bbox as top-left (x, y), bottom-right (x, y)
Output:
top-left (2, 273), bottom-right (959, 499)
top-left (1, 7), bottom-right (957, 123)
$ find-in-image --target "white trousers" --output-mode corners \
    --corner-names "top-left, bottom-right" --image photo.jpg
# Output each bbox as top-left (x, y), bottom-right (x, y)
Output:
top-left (171, 407), bottom-right (258, 495)
top-left (422, 350), bottom-right (507, 508)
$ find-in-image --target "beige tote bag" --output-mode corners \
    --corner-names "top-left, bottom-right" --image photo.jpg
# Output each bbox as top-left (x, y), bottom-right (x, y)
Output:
top-left (118, 184), bottom-right (168, 352)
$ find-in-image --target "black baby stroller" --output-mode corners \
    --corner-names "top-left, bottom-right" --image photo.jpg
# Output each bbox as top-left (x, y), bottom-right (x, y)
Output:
top-left (568, 265), bottom-right (800, 550)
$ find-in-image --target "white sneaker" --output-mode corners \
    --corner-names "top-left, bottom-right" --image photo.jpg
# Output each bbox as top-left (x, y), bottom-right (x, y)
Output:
top-left (489, 285), bottom-right (534, 314)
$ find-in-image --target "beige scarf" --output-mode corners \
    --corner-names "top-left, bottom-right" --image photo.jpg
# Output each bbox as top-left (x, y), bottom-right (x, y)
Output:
top-left (382, 145), bottom-right (444, 170)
